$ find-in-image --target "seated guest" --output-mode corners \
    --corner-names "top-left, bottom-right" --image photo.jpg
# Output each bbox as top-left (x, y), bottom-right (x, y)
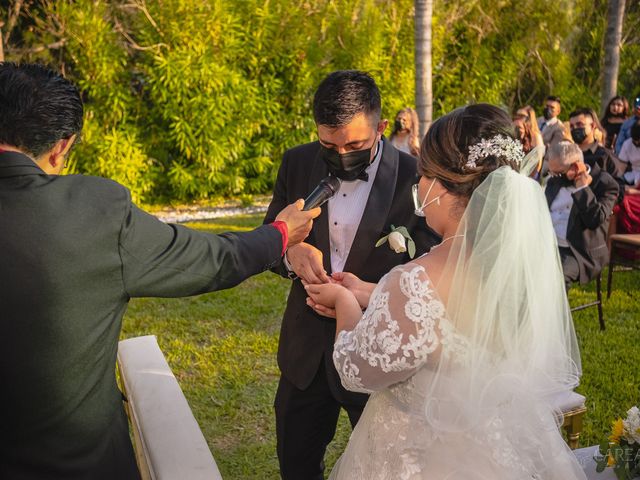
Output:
top-left (389, 107), bottom-right (420, 156)
top-left (516, 105), bottom-right (545, 150)
top-left (601, 95), bottom-right (630, 150)
top-left (545, 142), bottom-right (619, 290)
top-left (618, 119), bottom-right (640, 188)
top-left (514, 112), bottom-right (545, 178)
top-left (616, 94), bottom-right (640, 154)
top-left (0, 63), bottom-right (319, 480)
top-left (538, 95), bottom-right (567, 149)
top-left (587, 107), bottom-right (606, 145)
top-left (569, 107), bottom-right (625, 199)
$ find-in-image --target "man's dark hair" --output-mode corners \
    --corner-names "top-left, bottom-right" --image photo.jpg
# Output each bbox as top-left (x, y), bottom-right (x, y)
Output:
top-left (546, 95), bottom-right (561, 105)
top-left (569, 108), bottom-right (595, 122)
top-left (312, 70), bottom-right (381, 127)
top-left (0, 62), bottom-right (83, 158)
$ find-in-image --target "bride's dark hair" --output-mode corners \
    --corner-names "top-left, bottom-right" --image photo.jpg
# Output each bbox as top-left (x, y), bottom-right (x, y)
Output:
top-left (418, 104), bottom-right (520, 199)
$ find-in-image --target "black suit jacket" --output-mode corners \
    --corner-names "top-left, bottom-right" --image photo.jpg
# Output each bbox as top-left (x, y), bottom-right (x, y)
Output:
top-left (264, 140), bottom-right (439, 404)
top-left (545, 163), bottom-right (619, 283)
top-left (0, 151), bottom-right (283, 480)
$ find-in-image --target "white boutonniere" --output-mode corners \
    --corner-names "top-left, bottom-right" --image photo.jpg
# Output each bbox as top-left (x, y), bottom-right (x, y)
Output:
top-left (375, 225), bottom-right (416, 258)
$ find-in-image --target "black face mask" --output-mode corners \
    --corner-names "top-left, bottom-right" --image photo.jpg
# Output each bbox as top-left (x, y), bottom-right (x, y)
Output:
top-left (543, 107), bottom-right (554, 120)
top-left (570, 127), bottom-right (587, 144)
top-left (320, 142), bottom-right (376, 181)
top-left (393, 119), bottom-right (404, 132)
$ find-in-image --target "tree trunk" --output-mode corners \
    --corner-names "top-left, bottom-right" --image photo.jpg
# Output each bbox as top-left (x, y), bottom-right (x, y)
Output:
top-left (0, 23), bottom-right (4, 62)
top-left (601, 0), bottom-right (626, 115)
top-left (414, 0), bottom-right (433, 138)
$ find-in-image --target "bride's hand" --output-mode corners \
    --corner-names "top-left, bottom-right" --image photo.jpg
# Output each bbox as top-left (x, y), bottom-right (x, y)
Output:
top-left (304, 283), bottom-right (352, 310)
top-left (331, 272), bottom-right (376, 309)
top-left (305, 297), bottom-right (336, 318)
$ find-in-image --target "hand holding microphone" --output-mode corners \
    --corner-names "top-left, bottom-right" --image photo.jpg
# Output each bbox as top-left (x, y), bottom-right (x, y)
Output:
top-left (274, 176), bottom-right (340, 249)
top-left (303, 176), bottom-right (342, 211)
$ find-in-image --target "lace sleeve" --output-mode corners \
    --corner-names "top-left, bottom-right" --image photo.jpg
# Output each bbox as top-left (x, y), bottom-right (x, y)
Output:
top-left (333, 263), bottom-right (448, 393)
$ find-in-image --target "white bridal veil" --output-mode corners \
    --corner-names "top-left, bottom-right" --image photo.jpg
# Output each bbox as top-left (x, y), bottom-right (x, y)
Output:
top-left (330, 153), bottom-right (586, 479)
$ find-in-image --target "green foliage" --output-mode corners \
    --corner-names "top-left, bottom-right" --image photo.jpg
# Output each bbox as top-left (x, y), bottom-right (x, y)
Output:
top-left (2, 0), bottom-right (638, 201)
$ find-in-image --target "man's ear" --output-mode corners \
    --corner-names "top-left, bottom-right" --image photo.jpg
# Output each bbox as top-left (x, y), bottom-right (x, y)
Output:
top-left (48, 135), bottom-right (77, 168)
top-left (378, 119), bottom-right (389, 134)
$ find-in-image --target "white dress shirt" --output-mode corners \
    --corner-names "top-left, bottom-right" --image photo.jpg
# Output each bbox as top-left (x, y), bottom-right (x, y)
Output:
top-left (547, 181), bottom-right (588, 247)
top-left (539, 116), bottom-right (559, 131)
top-left (619, 138), bottom-right (640, 186)
top-left (327, 140), bottom-right (384, 273)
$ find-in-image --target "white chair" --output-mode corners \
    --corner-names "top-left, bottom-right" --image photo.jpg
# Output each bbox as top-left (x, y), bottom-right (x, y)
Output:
top-left (550, 390), bottom-right (587, 450)
top-left (117, 335), bottom-right (223, 480)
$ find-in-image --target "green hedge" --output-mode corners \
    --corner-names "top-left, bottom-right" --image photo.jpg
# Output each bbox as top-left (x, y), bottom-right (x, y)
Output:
top-left (3, 0), bottom-right (639, 202)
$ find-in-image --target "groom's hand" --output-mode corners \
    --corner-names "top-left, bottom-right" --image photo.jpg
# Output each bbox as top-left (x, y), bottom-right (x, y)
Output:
top-left (286, 242), bottom-right (330, 284)
top-left (276, 199), bottom-right (321, 248)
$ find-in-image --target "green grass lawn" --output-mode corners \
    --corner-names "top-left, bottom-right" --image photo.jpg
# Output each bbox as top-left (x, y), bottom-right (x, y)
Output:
top-left (121, 213), bottom-right (640, 479)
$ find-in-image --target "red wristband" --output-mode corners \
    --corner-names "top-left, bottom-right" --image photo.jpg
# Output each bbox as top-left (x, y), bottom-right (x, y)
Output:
top-left (270, 221), bottom-right (288, 256)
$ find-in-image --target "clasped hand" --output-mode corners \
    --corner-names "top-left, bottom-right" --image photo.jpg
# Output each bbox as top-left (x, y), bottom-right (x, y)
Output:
top-left (286, 243), bottom-right (373, 318)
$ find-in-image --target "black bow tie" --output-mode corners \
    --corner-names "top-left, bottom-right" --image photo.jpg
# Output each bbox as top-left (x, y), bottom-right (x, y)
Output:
top-left (357, 170), bottom-right (369, 182)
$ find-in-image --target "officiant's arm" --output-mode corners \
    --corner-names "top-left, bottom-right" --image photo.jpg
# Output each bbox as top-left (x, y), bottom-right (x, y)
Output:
top-left (118, 192), bottom-right (318, 297)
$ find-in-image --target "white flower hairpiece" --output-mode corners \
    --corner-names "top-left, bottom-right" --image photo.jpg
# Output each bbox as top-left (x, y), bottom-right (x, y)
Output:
top-left (465, 135), bottom-right (525, 169)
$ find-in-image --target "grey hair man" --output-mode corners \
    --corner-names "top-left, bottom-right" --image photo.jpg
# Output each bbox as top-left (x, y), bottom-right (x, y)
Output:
top-left (544, 141), bottom-right (619, 290)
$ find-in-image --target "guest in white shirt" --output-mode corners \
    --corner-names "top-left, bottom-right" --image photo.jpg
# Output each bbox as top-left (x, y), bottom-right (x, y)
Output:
top-left (618, 121), bottom-right (640, 187)
top-left (545, 141), bottom-right (619, 290)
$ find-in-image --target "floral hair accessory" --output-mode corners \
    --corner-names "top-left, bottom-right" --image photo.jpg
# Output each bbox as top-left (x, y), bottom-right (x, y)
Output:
top-left (465, 135), bottom-right (525, 170)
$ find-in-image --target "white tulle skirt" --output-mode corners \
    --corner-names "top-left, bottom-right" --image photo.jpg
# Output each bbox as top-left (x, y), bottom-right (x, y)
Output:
top-left (329, 369), bottom-right (587, 480)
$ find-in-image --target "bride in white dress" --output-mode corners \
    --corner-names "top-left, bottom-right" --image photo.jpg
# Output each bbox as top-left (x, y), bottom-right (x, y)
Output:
top-left (305, 104), bottom-right (587, 479)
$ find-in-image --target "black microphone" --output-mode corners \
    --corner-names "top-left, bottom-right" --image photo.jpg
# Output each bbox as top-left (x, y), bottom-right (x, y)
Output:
top-left (303, 176), bottom-right (342, 211)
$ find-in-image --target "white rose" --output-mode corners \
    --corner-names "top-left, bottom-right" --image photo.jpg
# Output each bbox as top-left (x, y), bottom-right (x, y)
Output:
top-left (388, 231), bottom-right (407, 253)
top-left (624, 406), bottom-right (640, 444)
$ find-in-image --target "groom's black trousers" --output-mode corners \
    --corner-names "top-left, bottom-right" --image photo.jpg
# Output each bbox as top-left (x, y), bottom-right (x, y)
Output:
top-left (275, 359), bottom-right (365, 480)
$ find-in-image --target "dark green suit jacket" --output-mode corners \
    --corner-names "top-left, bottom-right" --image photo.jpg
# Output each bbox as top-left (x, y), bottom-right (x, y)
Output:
top-left (0, 151), bottom-right (283, 479)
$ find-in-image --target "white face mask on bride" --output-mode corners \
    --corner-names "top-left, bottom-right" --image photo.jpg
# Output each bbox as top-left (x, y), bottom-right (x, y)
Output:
top-left (412, 178), bottom-right (442, 217)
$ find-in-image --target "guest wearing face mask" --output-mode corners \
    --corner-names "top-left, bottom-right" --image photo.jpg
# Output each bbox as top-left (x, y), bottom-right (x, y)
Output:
top-left (538, 95), bottom-right (567, 148)
top-left (545, 142), bottom-right (619, 290)
top-left (389, 107), bottom-right (420, 156)
top-left (569, 107), bottom-right (625, 200)
top-left (601, 95), bottom-right (630, 151)
top-left (263, 70), bottom-right (439, 480)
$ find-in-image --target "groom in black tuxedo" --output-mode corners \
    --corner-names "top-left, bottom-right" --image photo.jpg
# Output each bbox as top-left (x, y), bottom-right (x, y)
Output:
top-left (264, 70), bottom-right (439, 479)
top-left (0, 62), bottom-right (318, 480)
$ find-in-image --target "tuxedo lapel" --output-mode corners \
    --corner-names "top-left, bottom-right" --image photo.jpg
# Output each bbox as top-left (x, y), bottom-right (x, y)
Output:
top-left (342, 141), bottom-right (399, 274)
top-left (308, 148), bottom-right (332, 272)
top-left (545, 180), bottom-right (561, 208)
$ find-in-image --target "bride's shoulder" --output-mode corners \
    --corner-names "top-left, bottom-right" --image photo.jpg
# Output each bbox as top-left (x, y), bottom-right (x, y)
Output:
top-left (383, 261), bottom-right (431, 285)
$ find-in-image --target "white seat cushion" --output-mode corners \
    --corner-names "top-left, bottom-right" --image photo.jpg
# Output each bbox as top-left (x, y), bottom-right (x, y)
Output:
top-left (118, 335), bottom-right (223, 480)
top-left (548, 390), bottom-right (586, 412)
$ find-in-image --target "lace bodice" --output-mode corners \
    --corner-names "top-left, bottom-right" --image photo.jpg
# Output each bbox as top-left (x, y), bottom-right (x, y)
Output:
top-left (333, 262), bottom-right (465, 394)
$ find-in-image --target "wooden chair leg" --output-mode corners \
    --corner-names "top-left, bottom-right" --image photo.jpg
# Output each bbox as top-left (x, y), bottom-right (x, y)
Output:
top-left (564, 411), bottom-right (585, 450)
top-left (596, 273), bottom-right (604, 330)
top-left (607, 241), bottom-right (616, 299)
